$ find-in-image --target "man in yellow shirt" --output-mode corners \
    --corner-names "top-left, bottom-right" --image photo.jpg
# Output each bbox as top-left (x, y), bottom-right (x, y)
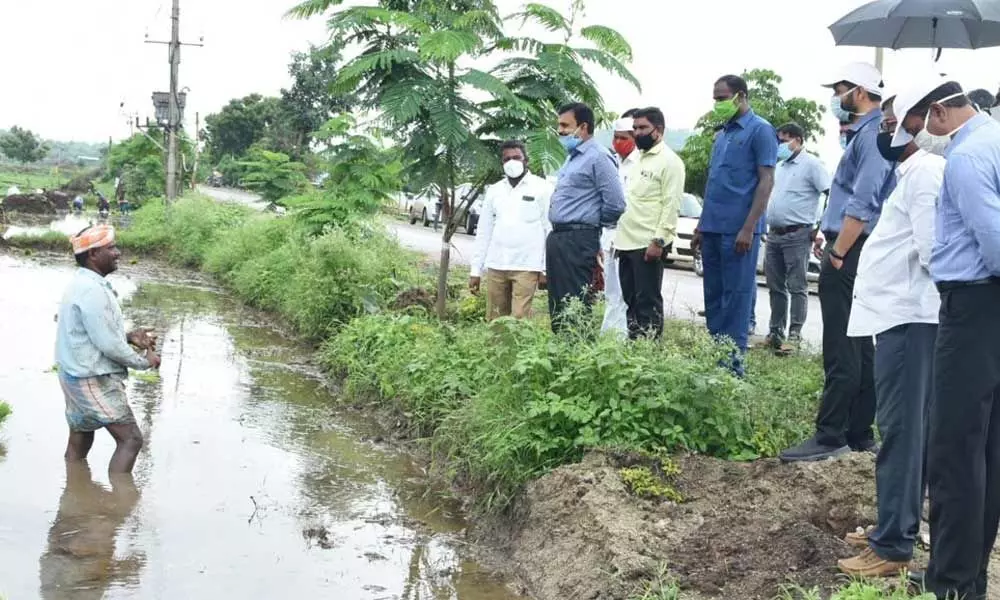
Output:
top-left (614, 107), bottom-right (686, 339)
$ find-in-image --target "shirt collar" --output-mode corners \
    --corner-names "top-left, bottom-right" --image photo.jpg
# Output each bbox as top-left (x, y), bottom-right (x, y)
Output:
top-left (728, 109), bottom-right (756, 130)
top-left (642, 141), bottom-right (665, 155)
top-left (850, 108), bottom-right (882, 132)
top-left (946, 112), bottom-right (992, 158)
top-left (572, 137), bottom-right (596, 156)
top-left (78, 267), bottom-right (110, 288)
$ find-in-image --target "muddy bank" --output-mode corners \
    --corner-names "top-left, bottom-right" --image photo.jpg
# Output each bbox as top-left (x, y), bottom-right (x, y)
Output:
top-left (474, 451), bottom-right (883, 600)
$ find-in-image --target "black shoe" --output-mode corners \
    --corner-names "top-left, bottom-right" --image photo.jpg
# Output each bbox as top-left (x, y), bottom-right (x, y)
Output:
top-left (779, 437), bottom-right (850, 463)
top-left (851, 440), bottom-right (880, 454)
top-left (697, 309), bottom-right (706, 317)
top-left (907, 570), bottom-right (925, 591)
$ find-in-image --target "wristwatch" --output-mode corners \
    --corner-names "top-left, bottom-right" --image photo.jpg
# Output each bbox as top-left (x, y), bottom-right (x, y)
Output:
top-left (830, 248), bottom-right (845, 260)
top-left (653, 238), bottom-right (667, 248)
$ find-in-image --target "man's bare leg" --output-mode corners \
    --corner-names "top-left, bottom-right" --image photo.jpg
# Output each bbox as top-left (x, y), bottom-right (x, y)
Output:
top-left (105, 423), bottom-right (143, 474)
top-left (65, 430), bottom-right (95, 461)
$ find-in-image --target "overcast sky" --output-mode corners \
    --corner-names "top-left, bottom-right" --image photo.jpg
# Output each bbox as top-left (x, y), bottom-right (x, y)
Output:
top-left (3, 0), bottom-right (999, 168)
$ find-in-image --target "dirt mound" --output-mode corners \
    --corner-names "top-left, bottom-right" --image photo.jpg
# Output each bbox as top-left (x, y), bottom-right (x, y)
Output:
top-left (3, 193), bottom-right (54, 214)
top-left (477, 451), bottom-right (877, 600)
top-left (391, 287), bottom-right (435, 312)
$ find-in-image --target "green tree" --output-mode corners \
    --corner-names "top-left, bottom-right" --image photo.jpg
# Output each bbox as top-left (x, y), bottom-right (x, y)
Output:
top-left (290, 0), bottom-right (636, 318)
top-left (203, 95), bottom-right (296, 162)
top-left (239, 148), bottom-right (309, 204)
top-left (107, 131), bottom-right (194, 202)
top-left (281, 42), bottom-right (354, 153)
top-left (679, 68), bottom-right (825, 195)
top-left (0, 126), bottom-right (50, 164)
top-left (286, 115), bottom-right (404, 235)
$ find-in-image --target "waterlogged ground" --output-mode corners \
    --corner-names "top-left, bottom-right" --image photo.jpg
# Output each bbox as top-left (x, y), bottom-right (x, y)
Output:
top-left (0, 252), bottom-right (523, 600)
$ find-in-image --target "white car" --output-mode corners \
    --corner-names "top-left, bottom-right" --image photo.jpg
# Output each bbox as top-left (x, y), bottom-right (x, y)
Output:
top-left (667, 193), bottom-right (704, 274)
top-left (757, 232), bottom-right (822, 283)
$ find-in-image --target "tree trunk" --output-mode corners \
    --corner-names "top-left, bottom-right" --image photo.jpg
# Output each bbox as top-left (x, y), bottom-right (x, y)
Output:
top-left (435, 235), bottom-right (451, 320)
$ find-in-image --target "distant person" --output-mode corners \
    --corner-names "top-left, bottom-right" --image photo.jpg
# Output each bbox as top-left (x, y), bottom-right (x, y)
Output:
top-left (96, 192), bottom-right (110, 215)
top-left (72, 195), bottom-right (84, 212)
top-left (546, 102), bottom-right (626, 331)
top-left (781, 62), bottom-right (896, 463)
top-left (967, 88), bottom-right (996, 114)
top-left (469, 140), bottom-right (553, 320)
top-left (56, 225), bottom-right (160, 474)
top-left (601, 109), bottom-right (640, 337)
top-left (614, 106), bottom-right (685, 339)
top-left (837, 91), bottom-right (942, 579)
top-left (690, 74), bottom-right (777, 376)
top-left (763, 122), bottom-right (831, 351)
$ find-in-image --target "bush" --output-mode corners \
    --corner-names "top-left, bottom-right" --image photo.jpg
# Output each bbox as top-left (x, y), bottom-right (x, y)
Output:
top-left (0, 401), bottom-right (10, 426)
top-left (322, 312), bottom-right (822, 511)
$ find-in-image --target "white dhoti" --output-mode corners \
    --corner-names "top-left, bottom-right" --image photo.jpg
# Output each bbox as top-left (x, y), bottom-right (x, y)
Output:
top-left (600, 227), bottom-right (628, 337)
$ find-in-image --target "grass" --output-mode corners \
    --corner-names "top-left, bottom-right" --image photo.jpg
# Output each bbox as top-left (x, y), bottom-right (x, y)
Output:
top-left (778, 577), bottom-right (935, 599)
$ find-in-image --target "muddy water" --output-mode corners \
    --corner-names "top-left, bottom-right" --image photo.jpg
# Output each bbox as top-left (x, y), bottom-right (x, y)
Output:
top-left (1, 212), bottom-right (96, 239)
top-left (0, 254), bottom-right (523, 600)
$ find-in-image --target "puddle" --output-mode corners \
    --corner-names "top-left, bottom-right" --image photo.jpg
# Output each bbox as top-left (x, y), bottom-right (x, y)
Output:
top-left (0, 254), bottom-right (523, 600)
top-left (1, 212), bottom-right (104, 240)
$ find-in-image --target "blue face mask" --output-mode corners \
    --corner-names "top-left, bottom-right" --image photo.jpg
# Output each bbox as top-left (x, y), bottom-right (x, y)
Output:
top-left (776, 142), bottom-right (793, 161)
top-left (559, 126), bottom-right (583, 153)
top-left (830, 93), bottom-right (853, 123)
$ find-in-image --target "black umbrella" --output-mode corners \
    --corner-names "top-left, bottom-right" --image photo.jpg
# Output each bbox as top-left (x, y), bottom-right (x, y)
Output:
top-left (830, 0), bottom-right (1000, 50)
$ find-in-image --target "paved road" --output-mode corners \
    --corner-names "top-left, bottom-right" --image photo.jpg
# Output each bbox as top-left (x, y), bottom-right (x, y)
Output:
top-left (198, 187), bottom-right (825, 346)
top-left (386, 220), bottom-right (824, 346)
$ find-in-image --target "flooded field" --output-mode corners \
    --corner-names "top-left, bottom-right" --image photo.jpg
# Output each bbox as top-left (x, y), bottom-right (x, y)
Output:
top-left (0, 252), bottom-right (522, 600)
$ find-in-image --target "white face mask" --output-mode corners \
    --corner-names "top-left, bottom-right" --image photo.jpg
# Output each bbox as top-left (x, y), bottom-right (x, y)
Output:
top-left (919, 92), bottom-right (967, 154)
top-left (503, 159), bottom-right (525, 179)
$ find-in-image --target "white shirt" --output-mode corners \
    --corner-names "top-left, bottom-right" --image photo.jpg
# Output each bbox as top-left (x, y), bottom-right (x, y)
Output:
top-left (602, 149), bottom-right (640, 251)
top-left (848, 150), bottom-right (943, 338)
top-left (470, 172), bottom-right (553, 277)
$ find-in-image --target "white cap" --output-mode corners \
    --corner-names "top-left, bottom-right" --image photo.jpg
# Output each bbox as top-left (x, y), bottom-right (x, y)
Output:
top-left (614, 118), bottom-right (633, 132)
top-left (823, 62), bottom-right (884, 96)
top-left (890, 75), bottom-right (957, 147)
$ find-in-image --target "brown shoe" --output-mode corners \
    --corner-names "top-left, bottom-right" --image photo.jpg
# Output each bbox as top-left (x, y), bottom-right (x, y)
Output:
top-left (837, 547), bottom-right (909, 578)
top-left (844, 525), bottom-right (875, 549)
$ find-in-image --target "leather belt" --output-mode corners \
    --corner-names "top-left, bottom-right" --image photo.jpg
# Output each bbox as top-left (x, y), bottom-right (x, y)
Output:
top-left (936, 277), bottom-right (1000, 293)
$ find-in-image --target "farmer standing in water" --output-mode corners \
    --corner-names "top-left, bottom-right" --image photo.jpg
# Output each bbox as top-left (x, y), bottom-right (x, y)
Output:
top-left (55, 224), bottom-right (160, 473)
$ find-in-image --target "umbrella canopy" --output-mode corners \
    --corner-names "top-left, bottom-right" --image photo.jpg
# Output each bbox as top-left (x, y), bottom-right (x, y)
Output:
top-left (830, 0), bottom-right (1000, 49)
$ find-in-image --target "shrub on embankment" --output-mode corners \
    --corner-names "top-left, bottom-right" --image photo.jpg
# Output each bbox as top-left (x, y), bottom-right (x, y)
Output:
top-left (322, 311), bottom-right (823, 511)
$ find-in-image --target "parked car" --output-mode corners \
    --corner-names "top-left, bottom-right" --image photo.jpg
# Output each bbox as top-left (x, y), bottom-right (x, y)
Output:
top-left (666, 193), bottom-right (704, 274)
top-left (408, 190), bottom-right (437, 227)
top-left (407, 184), bottom-right (483, 233)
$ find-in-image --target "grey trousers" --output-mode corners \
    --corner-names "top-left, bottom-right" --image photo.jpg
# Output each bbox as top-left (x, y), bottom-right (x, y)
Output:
top-left (765, 227), bottom-right (811, 340)
top-left (868, 322), bottom-right (937, 562)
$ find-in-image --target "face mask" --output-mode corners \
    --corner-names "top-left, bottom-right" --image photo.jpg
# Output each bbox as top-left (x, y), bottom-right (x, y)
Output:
top-left (635, 132), bottom-right (658, 152)
top-left (876, 131), bottom-right (907, 162)
top-left (839, 134), bottom-right (849, 150)
top-left (712, 97), bottom-right (740, 123)
top-left (830, 87), bottom-right (857, 122)
top-left (503, 159), bottom-right (525, 179)
top-left (776, 142), bottom-right (793, 161)
top-left (559, 126), bottom-right (583, 152)
top-left (914, 129), bottom-right (952, 156)
top-left (612, 138), bottom-right (635, 158)
top-left (923, 92), bottom-right (967, 142)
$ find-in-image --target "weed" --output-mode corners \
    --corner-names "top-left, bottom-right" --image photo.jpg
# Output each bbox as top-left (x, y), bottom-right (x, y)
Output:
top-left (776, 576), bottom-right (935, 600)
top-left (628, 566), bottom-right (680, 600)
top-left (0, 401), bottom-right (10, 426)
top-left (620, 465), bottom-right (683, 503)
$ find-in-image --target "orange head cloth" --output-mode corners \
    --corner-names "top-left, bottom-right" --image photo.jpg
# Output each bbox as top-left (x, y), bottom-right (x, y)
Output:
top-left (70, 224), bottom-right (115, 255)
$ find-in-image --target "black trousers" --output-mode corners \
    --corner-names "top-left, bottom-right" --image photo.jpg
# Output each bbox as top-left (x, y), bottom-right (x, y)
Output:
top-left (814, 235), bottom-right (876, 448)
top-left (546, 227), bottom-right (600, 332)
top-left (926, 284), bottom-right (1000, 600)
top-left (617, 248), bottom-right (664, 339)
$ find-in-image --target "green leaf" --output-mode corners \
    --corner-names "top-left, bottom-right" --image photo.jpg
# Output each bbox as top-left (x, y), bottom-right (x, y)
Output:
top-left (459, 69), bottom-right (516, 102)
top-left (579, 25), bottom-right (634, 61)
top-left (418, 30), bottom-right (482, 63)
top-left (572, 48), bottom-right (641, 92)
top-left (512, 3), bottom-right (569, 34)
top-left (285, 0), bottom-right (344, 19)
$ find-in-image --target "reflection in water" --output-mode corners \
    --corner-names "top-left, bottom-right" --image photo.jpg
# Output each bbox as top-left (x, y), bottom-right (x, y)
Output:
top-left (38, 463), bottom-right (142, 600)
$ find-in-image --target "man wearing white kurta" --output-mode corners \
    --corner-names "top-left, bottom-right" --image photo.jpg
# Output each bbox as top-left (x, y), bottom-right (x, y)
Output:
top-left (601, 115), bottom-right (640, 335)
top-left (470, 140), bottom-right (554, 320)
top-left (839, 93), bottom-right (942, 578)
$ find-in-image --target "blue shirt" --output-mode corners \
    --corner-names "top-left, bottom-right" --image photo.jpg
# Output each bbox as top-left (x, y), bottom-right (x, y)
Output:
top-left (55, 268), bottom-right (149, 378)
top-left (930, 113), bottom-right (1000, 283)
top-left (768, 151), bottom-right (831, 227)
top-left (548, 138), bottom-right (626, 228)
top-left (701, 110), bottom-right (778, 234)
top-left (821, 109), bottom-right (896, 235)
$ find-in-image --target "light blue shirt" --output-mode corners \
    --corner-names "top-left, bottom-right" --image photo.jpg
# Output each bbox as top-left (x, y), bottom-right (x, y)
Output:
top-left (55, 268), bottom-right (149, 377)
top-left (548, 138), bottom-right (626, 228)
top-left (700, 110), bottom-right (778, 235)
top-left (931, 113), bottom-right (1000, 283)
top-left (768, 151), bottom-right (831, 227)
top-left (821, 109), bottom-right (897, 235)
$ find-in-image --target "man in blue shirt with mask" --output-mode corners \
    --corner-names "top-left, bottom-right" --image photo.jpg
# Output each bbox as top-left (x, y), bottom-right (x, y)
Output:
top-left (896, 79), bottom-right (1000, 600)
top-left (546, 102), bottom-right (627, 331)
top-left (781, 62), bottom-right (896, 463)
top-left (690, 74), bottom-right (777, 376)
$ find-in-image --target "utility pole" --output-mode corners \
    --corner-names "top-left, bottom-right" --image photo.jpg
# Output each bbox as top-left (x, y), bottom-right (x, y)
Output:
top-left (166, 0), bottom-right (180, 203)
top-left (875, 47), bottom-right (884, 72)
top-left (191, 112), bottom-right (200, 190)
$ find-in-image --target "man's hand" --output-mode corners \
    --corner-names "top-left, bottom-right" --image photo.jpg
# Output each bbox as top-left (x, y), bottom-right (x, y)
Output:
top-left (468, 276), bottom-right (481, 296)
top-left (812, 232), bottom-right (825, 260)
top-left (145, 349), bottom-right (162, 370)
top-left (644, 241), bottom-right (664, 262)
top-left (735, 227), bottom-right (754, 254)
top-left (127, 328), bottom-right (158, 351)
top-left (829, 255), bottom-right (844, 271)
top-left (537, 273), bottom-right (547, 290)
top-left (690, 229), bottom-right (702, 253)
